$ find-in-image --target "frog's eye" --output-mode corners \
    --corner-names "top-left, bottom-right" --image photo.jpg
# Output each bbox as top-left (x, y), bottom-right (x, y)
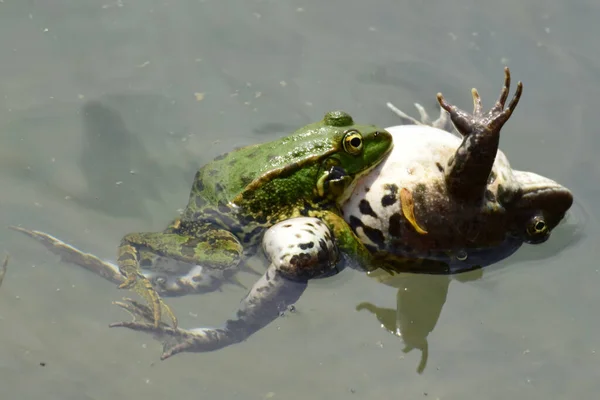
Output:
top-left (342, 129), bottom-right (363, 155)
top-left (524, 215), bottom-right (550, 244)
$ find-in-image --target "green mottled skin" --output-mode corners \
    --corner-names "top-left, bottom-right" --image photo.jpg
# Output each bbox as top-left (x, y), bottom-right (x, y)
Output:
top-left (118, 110), bottom-right (393, 325)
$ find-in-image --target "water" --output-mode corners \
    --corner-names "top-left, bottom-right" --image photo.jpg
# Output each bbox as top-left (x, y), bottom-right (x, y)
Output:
top-left (0, 0), bottom-right (597, 399)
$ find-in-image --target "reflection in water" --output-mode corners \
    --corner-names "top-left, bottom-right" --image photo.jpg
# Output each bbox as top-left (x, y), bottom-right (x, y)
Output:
top-left (357, 269), bottom-right (482, 374)
top-left (356, 237), bottom-right (525, 374)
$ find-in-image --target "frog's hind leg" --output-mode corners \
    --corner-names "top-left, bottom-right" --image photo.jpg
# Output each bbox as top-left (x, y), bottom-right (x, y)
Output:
top-left (110, 217), bottom-right (340, 359)
top-left (8, 226), bottom-right (125, 285)
top-left (118, 227), bottom-right (244, 328)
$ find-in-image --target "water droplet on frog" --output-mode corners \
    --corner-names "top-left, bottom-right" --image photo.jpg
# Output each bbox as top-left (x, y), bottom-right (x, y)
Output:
top-left (456, 250), bottom-right (468, 261)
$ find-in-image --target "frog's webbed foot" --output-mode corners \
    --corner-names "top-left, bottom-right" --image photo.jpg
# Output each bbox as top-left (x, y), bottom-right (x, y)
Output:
top-left (111, 298), bottom-right (214, 359)
top-left (386, 101), bottom-right (454, 133)
top-left (437, 67), bottom-right (523, 201)
top-left (111, 217), bottom-right (340, 359)
top-left (116, 254), bottom-right (178, 329)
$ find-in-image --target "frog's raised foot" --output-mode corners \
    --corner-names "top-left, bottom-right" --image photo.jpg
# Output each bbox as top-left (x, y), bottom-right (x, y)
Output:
top-left (437, 67), bottom-right (523, 201)
top-left (344, 67), bottom-right (572, 260)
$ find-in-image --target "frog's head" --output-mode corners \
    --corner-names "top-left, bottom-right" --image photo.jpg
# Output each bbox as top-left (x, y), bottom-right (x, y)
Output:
top-left (506, 170), bottom-right (573, 244)
top-left (319, 111), bottom-right (393, 176)
top-left (312, 111), bottom-right (392, 201)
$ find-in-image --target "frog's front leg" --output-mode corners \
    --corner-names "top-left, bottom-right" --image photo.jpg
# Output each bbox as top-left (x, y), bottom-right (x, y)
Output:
top-left (110, 217), bottom-right (339, 359)
top-left (117, 226), bottom-right (244, 328)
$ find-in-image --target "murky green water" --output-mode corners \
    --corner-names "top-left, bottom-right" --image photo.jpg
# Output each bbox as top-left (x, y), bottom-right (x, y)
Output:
top-left (0, 1), bottom-right (597, 399)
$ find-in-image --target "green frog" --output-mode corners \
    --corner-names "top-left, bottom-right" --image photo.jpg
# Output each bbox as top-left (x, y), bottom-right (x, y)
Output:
top-left (33, 111), bottom-right (393, 329)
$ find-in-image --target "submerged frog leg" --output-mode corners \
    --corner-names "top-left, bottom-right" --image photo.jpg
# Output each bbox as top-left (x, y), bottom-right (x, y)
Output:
top-left (9, 226), bottom-right (125, 284)
top-left (118, 227), bottom-right (244, 328)
top-left (399, 188), bottom-right (428, 235)
top-left (117, 244), bottom-right (178, 328)
top-left (110, 217), bottom-right (339, 359)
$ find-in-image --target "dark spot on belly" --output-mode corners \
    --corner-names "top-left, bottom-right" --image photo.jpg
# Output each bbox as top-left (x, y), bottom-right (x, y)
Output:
top-left (436, 162), bottom-right (444, 172)
top-left (388, 213), bottom-right (403, 237)
top-left (381, 183), bottom-right (399, 207)
top-left (317, 239), bottom-right (331, 263)
top-left (364, 187), bottom-right (370, 192)
top-left (299, 242), bottom-right (314, 250)
top-left (295, 233), bottom-right (301, 239)
top-left (362, 226), bottom-right (385, 247)
top-left (302, 229), bottom-right (315, 236)
top-left (348, 215), bottom-right (365, 233)
top-left (283, 224), bottom-right (292, 228)
top-left (359, 199), bottom-right (378, 218)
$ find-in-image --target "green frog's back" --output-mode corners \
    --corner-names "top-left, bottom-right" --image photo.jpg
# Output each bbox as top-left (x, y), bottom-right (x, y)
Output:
top-left (190, 111), bottom-right (391, 208)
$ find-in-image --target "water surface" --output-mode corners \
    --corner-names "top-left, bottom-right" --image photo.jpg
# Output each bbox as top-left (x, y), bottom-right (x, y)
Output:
top-left (0, 1), bottom-right (598, 399)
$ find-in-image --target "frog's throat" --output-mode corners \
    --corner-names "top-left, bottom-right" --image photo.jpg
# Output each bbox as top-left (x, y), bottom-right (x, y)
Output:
top-left (336, 144), bottom-right (394, 207)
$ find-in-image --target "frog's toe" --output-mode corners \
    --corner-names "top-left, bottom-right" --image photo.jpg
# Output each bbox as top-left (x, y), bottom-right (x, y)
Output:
top-left (125, 276), bottom-right (178, 328)
top-left (110, 299), bottom-right (240, 359)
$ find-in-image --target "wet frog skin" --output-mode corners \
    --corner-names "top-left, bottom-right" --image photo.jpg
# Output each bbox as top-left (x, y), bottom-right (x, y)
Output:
top-left (9, 68), bottom-right (574, 362)
top-left (12, 111), bottom-right (393, 331)
top-left (343, 67), bottom-right (573, 268)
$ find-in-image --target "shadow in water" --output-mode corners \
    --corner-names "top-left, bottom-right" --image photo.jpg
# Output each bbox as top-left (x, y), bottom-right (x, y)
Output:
top-left (71, 98), bottom-right (171, 219)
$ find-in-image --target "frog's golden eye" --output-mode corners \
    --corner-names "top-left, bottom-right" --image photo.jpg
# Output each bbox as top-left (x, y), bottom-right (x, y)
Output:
top-left (343, 129), bottom-right (363, 155)
top-left (525, 215), bottom-right (549, 244)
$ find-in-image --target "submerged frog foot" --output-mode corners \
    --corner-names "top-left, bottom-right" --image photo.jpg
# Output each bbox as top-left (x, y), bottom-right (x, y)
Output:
top-left (118, 270), bottom-right (178, 329)
top-left (111, 298), bottom-right (228, 359)
top-left (111, 217), bottom-right (344, 359)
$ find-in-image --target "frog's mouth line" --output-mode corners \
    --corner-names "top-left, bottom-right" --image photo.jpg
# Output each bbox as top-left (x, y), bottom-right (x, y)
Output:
top-left (336, 143), bottom-right (394, 207)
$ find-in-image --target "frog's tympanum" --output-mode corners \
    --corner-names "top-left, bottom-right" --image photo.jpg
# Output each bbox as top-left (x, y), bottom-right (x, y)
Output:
top-left (10, 68), bottom-right (573, 363)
